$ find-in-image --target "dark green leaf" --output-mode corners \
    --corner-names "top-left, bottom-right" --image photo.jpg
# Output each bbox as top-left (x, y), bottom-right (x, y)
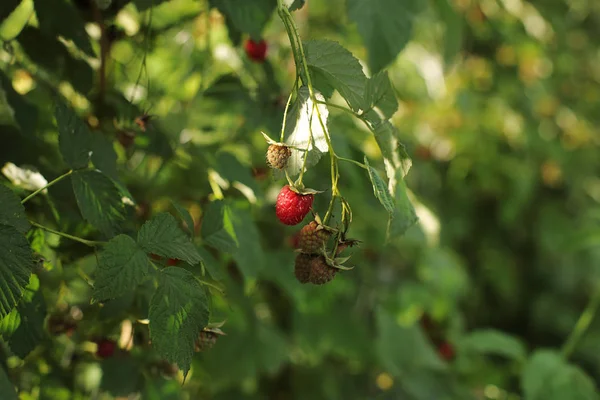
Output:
top-left (55, 101), bottom-right (91, 169)
top-left (93, 235), bottom-right (151, 301)
top-left (209, 0), bottom-right (276, 41)
top-left (347, 0), bottom-right (424, 73)
top-left (364, 157), bottom-right (395, 214)
top-left (0, 70), bottom-right (38, 135)
top-left (72, 170), bottom-right (125, 237)
top-left (33, 0), bottom-right (94, 56)
top-left (522, 350), bottom-right (599, 400)
top-left (0, 0), bottom-right (21, 23)
top-left (138, 213), bottom-right (202, 265)
top-left (100, 356), bottom-right (141, 396)
top-left (231, 207), bottom-right (264, 280)
top-left (201, 201), bottom-right (238, 254)
top-left (197, 247), bottom-right (223, 281)
top-left (0, 184), bottom-right (29, 233)
top-left (0, 366), bottom-right (17, 400)
top-left (149, 267), bottom-right (210, 376)
top-left (371, 119), bottom-right (412, 178)
top-left (289, 0), bottom-right (305, 11)
top-left (9, 289), bottom-right (45, 358)
top-left (432, 0), bottom-right (464, 65)
top-left (365, 71), bottom-right (398, 119)
top-left (304, 40), bottom-right (367, 111)
top-left (459, 329), bottom-right (526, 360)
top-left (171, 201), bottom-right (195, 238)
top-left (0, 224), bottom-right (33, 319)
top-left (90, 134), bottom-right (118, 181)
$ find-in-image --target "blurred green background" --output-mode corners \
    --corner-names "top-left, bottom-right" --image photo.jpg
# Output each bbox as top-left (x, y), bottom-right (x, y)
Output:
top-left (1, 0), bottom-right (600, 399)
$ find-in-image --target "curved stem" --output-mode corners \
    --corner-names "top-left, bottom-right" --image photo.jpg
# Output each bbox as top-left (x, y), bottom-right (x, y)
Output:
top-left (561, 283), bottom-right (600, 359)
top-left (21, 170), bottom-right (74, 204)
top-left (338, 157), bottom-right (368, 170)
top-left (29, 221), bottom-right (104, 247)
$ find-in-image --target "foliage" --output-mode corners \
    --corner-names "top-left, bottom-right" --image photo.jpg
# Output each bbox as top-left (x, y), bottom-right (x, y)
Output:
top-left (0, 0), bottom-right (599, 398)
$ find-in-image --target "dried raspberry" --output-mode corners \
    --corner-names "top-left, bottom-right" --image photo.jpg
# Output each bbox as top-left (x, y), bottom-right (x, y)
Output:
top-left (309, 255), bottom-right (337, 285)
top-left (294, 253), bottom-right (313, 284)
top-left (195, 328), bottom-right (224, 352)
top-left (297, 221), bottom-right (330, 253)
top-left (275, 185), bottom-right (314, 226)
top-left (266, 144), bottom-right (291, 170)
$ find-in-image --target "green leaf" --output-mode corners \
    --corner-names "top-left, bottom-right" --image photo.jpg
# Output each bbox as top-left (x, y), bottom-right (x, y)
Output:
top-left (0, 70), bottom-right (38, 135)
top-left (432, 0), bottom-right (464, 65)
top-left (365, 71), bottom-right (398, 119)
top-left (149, 267), bottom-right (210, 376)
top-left (171, 201), bottom-right (195, 238)
top-left (133, 0), bottom-right (172, 11)
top-left (32, 0), bottom-right (94, 56)
top-left (0, 224), bottom-right (33, 319)
top-left (459, 329), bottom-right (526, 360)
top-left (138, 213), bottom-right (202, 265)
top-left (90, 134), bottom-right (118, 181)
top-left (201, 201), bottom-right (238, 254)
top-left (364, 157), bottom-right (395, 214)
top-left (522, 350), bottom-right (599, 400)
top-left (303, 40), bottom-right (368, 111)
top-left (72, 170), bottom-right (125, 237)
top-left (0, 365), bottom-right (17, 400)
top-left (387, 173), bottom-right (418, 239)
top-left (209, 0), bottom-right (276, 41)
top-left (371, 119), bottom-right (412, 179)
top-left (93, 235), bottom-right (151, 301)
top-left (55, 101), bottom-right (91, 169)
top-left (197, 247), bottom-right (223, 281)
top-left (231, 207), bottom-right (264, 280)
top-left (347, 0), bottom-right (424, 73)
top-left (100, 356), bottom-right (141, 396)
top-left (375, 308), bottom-right (445, 375)
top-left (0, 184), bottom-right (29, 234)
top-left (9, 289), bottom-right (45, 358)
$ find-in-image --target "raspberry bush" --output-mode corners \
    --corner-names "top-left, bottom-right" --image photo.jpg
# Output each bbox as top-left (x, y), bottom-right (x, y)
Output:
top-left (0, 0), bottom-right (599, 398)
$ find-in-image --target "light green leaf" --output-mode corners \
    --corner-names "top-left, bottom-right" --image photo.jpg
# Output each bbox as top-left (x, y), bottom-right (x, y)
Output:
top-left (387, 173), bottom-right (418, 239)
top-left (72, 170), bottom-right (125, 237)
top-left (365, 71), bottom-right (398, 119)
top-left (138, 213), bottom-right (202, 265)
top-left (55, 101), bottom-right (91, 169)
top-left (0, 184), bottom-right (29, 233)
top-left (133, 0), bottom-right (172, 11)
top-left (459, 329), bottom-right (526, 360)
top-left (209, 0), bottom-right (276, 41)
top-left (93, 235), bottom-right (151, 301)
top-left (202, 201), bottom-right (238, 254)
top-left (284, 86), bottom-right (329, 177)
top-left (304, 40), bottom-right (368, 111)
top-left (364, 157), bottom-right (395, 214)
top-left (347, 0), bottom-right (424, 73)
top-left (0, 224), bottom-right (33, 319)
top-left (149, 267), bottom-right (210, 376)
top-left (171, 201), bottom-right (195, 238)
top-left (0, 70), bottom-right (38, 135)
top-left (522, 350), bottom-right (599, 400)
top-left (0, 365), bottom-right (17, 400)
top-left (371, 119), bottom-right (412, 179)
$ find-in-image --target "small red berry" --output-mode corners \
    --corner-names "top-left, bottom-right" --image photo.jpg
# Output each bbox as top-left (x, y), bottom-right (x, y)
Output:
top-left (95, 339), bottom-right (117, 358)
top-left (245, 39), bottom-right (267, 62)
top-left (275, 185), bottom-right (314, 226)
top-left (438, 342), bottom-right (455, 361)
top-left (167, 258), bottom-right (179, 266)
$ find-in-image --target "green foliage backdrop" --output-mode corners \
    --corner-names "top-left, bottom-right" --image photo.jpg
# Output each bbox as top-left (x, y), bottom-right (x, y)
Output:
top-left (1, 0), bottom-right (600, 399)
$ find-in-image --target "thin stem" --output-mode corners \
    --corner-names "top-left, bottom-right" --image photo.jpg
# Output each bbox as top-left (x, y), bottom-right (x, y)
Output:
top-left (561, 283), bottom-right (600, 358)
top-left (197, 278), bottom-right (225, 295)
top-left (338, 157), bottom-right (368, 170)
top-left (29, 221), bottom-right (104, 247)
top-left (21, 170), bottom-right (74, 204)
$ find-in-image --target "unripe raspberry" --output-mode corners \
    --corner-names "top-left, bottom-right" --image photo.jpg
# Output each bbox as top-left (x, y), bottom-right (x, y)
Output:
top-left (297, 221), bottom-right (330, 253)
top-left (266, 144), bottom-right (291, 170)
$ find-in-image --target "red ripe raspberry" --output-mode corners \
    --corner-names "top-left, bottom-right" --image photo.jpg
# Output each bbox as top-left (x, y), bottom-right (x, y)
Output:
top-left (167, 258), bottom-right (179, 266)
top-left (275, 186), bottom-right (314, 226)
top-left (438, 342), bottom-right (455, 361)
top-left (244, 39), bottom-right (267, 62)
top-left (297, 221), bottom-right (330, 253)
top-left (95, 338), bottom-right (117, 358)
